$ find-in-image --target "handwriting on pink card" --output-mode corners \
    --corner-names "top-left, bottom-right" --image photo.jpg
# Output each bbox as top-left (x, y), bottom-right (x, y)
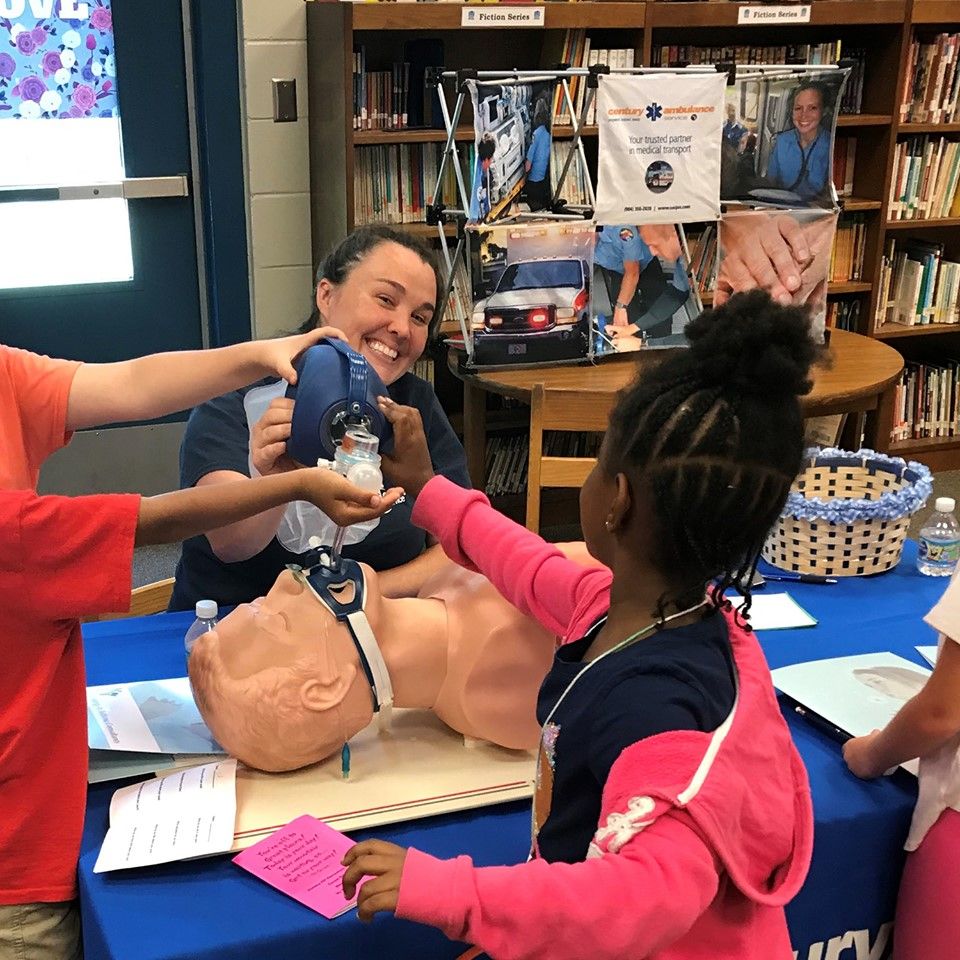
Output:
top-left (233, 814), bottom-right (358, 919)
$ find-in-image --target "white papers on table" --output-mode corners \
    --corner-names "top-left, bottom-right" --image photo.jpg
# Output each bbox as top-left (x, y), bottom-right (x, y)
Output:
top-left (729, 592), bottom-right (818, 630)
top-left (88, 750), bottom-right (225, 784)
top-left (771, 652), bottom-right (931, 775)
top-left (87, 677), bottom-right (224, 755)
top-left (93, 759), bottom-right (238, 873)
top-left (916, 645), bottom-right (938, 668)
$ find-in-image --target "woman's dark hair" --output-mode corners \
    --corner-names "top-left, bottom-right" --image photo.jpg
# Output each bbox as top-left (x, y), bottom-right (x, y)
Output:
top-left (603, 290), bottom-right (825, 619)
top-left (297, 224), bottom-right (443, 334)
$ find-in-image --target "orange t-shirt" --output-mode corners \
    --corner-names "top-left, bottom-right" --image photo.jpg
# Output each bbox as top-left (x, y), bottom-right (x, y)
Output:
top-left (0, 345), bottom-right (81, 491)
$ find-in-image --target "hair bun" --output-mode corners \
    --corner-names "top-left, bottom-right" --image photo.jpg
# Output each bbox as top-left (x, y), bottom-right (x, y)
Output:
top-left (684, 290), bottom-right (823, 399)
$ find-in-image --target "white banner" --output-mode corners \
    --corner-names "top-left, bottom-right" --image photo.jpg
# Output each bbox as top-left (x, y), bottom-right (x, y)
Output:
top-left (595, 72), bottom-right (725, 226)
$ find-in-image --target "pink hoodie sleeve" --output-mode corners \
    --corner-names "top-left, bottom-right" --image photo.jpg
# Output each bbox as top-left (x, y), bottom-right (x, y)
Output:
top-left (411, 475), bottom-right (609, 638)
top-left (395, 809), bottom-right (719, 960)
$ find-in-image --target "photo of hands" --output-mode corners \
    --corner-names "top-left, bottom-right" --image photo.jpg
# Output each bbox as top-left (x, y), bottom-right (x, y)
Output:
top-left (717, 206), bottom-right (838, 341)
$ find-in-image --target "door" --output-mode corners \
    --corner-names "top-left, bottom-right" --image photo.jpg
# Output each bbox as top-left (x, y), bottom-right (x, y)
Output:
top-left (0, 0), bottom-right (206, 362)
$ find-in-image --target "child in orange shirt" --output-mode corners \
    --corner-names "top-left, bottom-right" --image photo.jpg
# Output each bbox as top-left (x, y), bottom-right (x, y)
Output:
top-left (0, 336), bottom-right (402, 960)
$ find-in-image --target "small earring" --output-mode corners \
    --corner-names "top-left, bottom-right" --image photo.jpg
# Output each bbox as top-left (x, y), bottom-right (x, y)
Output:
top-left (605, 519), bottom-right (613, 532)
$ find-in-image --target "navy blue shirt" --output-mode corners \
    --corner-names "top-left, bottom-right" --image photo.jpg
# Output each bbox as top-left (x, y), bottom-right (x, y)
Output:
top-left (168, 372), bottom-right (469, 611)
top-left (534, 612), bottom-right (736, 864)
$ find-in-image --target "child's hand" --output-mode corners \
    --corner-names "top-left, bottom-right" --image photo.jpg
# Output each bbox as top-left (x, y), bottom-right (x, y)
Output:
top-left (251, 398), bottom-right (298, 475)
top-left (253, 326), bottom-right (345, 385)
top-left (377, 396), bottom-right (436, 497)
top-left (295, 469), bottom-right (403, 526)
top-left (843, 730), bottom-right (888, 779)
top-left (341, 839), bottom-right (408, 922)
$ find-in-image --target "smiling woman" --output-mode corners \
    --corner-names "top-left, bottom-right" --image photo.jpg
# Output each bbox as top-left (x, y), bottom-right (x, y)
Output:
top-left (168, 225), bottom-right (470, 611)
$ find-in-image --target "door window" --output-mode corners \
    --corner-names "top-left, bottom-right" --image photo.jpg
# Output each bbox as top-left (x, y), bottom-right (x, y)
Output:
top-left (0, 0), bottom-right (132, 289)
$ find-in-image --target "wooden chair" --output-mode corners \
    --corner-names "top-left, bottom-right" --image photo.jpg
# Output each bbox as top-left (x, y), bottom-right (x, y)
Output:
top-left (525, 383), bottom-right (617, 533)
top-left (85, 577), bottom-right (175, 623)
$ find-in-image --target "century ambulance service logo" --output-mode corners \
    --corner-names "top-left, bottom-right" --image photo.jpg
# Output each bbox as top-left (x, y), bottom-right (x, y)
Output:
top-left (608, 100), bottom-right (715, 122)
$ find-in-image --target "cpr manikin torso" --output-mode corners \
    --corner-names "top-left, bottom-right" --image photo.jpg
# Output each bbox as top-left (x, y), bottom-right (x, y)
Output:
top-left (188, 559), bottom-right (559, 772)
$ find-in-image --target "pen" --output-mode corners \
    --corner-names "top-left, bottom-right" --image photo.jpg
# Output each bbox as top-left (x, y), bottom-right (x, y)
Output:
top-left (762, 573), bottom-right (838, 585)
top-left (788, 700), bottom-right (851, 744)
top-left (341, 742), bottom-right (351, 780)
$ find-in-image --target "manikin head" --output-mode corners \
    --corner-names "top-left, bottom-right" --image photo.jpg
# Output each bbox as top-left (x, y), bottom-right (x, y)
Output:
top-left (190, 554), bottom-right (572, 773)
top-left (189, 569), bottom-right (375, 772)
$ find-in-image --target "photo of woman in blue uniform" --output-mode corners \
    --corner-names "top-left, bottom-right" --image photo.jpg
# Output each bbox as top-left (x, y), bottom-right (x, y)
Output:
top-left (523, 101), bottom-right (552, 212)
top-left (721, 70), bottom-right (847, 210)
top-left (764, 81), bottom-right (834, 205)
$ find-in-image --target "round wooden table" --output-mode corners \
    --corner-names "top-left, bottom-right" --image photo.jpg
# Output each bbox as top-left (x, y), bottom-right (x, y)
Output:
top-left (448, 329), bottom-right (905, 486)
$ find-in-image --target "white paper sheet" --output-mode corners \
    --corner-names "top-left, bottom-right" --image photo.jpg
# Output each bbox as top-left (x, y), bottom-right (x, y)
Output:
top-left (772, 653), bottom-right (931, 775)
top-left (94, 759), bottom-right (237, 873)
top-left (916, 645), bottom-right (938, 667)
top-left (729, 592), bottom-right (817, 630)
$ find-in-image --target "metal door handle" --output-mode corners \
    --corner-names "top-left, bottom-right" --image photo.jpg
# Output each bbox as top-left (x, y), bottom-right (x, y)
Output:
top-left (0, 176), bottom-right (190, 202)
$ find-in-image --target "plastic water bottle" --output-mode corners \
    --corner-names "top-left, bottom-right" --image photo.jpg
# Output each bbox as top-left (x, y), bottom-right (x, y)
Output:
top-left (184, 600), bottom-right (219, 665)
top-left (917, 497), bottom-right (960, 577)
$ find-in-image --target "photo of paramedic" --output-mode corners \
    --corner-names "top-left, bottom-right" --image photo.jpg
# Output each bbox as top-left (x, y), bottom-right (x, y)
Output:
top-left (722, 101), bottom-right (748, 148)
top-left (169, 225), bottom-right (470, 613)
top-left (523, 99), bottom-right (552, 212)
top-left (765, 81), bottom-right (834, 204)
top-left (472, 133), bottom-right (497, 221)
top-left (468, 80), bottom-right (554, 223)
top-left (593, 224), bottom-right (692, 342)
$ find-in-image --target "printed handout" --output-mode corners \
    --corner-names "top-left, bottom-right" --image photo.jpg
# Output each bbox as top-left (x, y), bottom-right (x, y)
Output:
top-left (94, 759), bottom-right (238, 873)
top-left (87, 676), bottom-right (224, 755)
top-left (771, 652), bottom-right (931, 774)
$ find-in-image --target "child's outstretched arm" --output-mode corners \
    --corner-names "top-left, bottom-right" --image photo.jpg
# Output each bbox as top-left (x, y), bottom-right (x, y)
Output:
top-left (845, 637), bottom-right (960, 779)
top-left (65, 327), bottom-right (343, 430)
top-left (136, 468), bottom-right (402, 546)
top-left (341, 811), bottom-right (719, 960)
top-left (377, 396), bottom-right (606, 637)
top-left (2, 476), bottom-right (402, 622)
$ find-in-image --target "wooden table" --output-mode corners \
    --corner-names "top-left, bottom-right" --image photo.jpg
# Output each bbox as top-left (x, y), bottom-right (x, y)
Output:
top-left (448, 329), bottom-right (905, 487)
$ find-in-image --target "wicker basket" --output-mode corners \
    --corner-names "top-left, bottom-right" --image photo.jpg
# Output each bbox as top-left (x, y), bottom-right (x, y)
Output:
top-left (762, 448), bottom-right (933, 578)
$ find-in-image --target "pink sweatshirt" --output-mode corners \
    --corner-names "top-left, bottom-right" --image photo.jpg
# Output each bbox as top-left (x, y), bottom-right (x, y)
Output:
top-left (402, 476), bottom-right (814, 960)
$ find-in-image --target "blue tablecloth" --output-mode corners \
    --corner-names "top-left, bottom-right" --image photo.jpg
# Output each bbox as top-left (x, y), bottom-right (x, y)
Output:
top-left (79, 543), bottom-right (943, 960)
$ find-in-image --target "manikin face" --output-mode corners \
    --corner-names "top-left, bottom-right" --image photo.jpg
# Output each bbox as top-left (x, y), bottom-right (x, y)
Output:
top-left (792, 88), bottom-right (823, 141)
top-left (315, 241), bottom-right (435, 385)
top-left (189, 570), bottom-right (375, 772)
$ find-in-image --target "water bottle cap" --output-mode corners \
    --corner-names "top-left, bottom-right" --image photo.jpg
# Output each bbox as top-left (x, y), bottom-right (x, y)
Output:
top-left (936, 497), bottom-right (956, 513)
top-left (195, 599), bottom-right (218, 619)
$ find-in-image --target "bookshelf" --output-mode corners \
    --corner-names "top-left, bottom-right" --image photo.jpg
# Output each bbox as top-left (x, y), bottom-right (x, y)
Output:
top-left (306, 0), bottom-right (960, 482)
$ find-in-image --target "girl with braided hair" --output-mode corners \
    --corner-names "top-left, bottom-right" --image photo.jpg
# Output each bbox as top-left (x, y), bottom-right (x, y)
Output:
top-left (340, 290), bottom-right (822, 960)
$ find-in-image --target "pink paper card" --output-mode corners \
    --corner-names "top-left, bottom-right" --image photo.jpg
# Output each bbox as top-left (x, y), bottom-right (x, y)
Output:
top-left (233, 814), bottom-right (359, 919)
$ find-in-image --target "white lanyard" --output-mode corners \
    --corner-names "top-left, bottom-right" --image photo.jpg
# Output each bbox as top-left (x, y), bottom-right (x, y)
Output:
top-left (531, 600), bottom-right (708, 848)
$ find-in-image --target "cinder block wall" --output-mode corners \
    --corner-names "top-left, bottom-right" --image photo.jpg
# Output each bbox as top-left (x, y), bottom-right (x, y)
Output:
top-left (241, 0), bottom-right (314, 338)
